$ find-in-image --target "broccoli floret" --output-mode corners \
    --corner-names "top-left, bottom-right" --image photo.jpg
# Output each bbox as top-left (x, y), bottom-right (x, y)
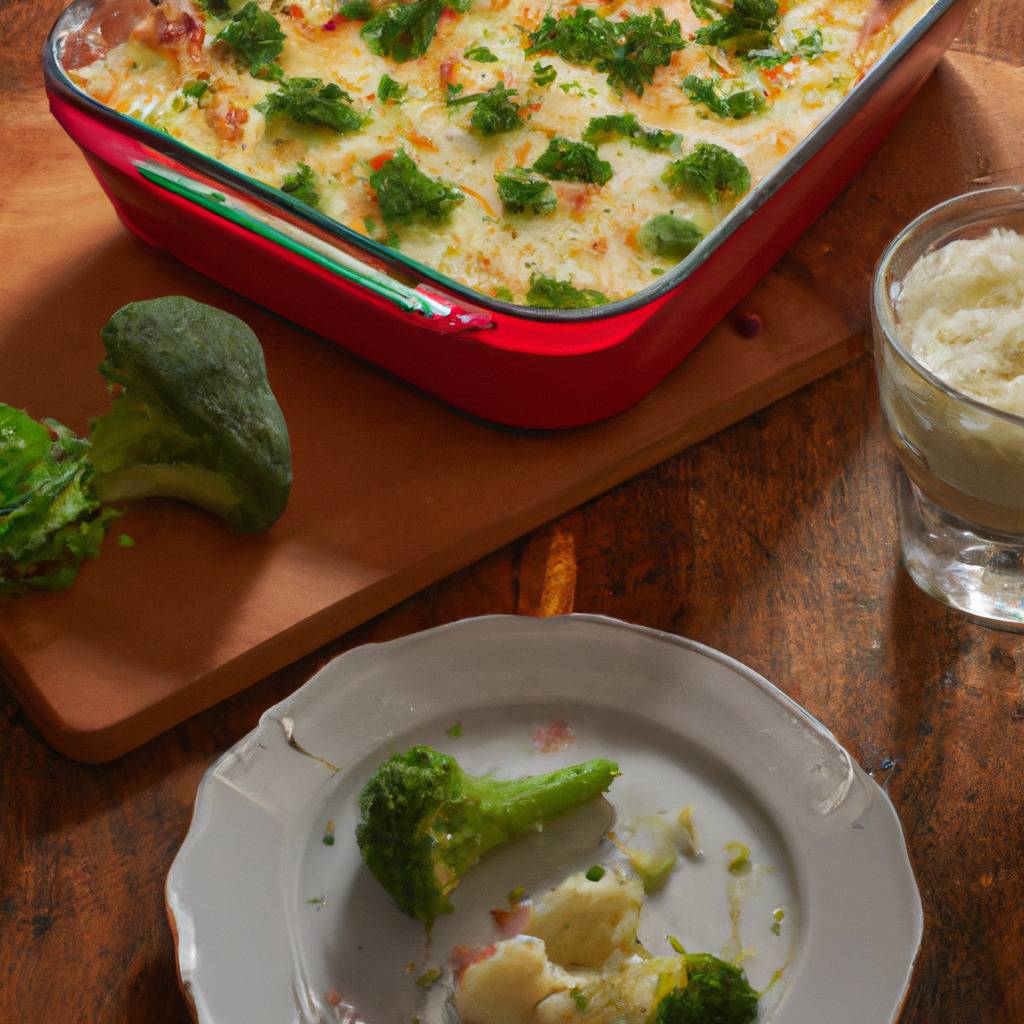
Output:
top-left (90, 297), bottom-right (292, 534)
top-left (656, 954), bottom-right (759, 1024)
top-left (356, 745), bottom-right (620, 927)
top-left (1, 298), bottom-right (292, 594)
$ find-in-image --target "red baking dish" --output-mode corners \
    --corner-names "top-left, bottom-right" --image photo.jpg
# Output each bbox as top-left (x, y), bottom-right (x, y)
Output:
top-left (44, 0), bottom-right (970, 429)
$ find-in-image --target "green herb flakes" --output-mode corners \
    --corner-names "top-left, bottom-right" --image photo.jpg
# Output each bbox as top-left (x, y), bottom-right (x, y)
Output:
top-left (682, 75), bottom-right (766, 119)
top-left (583, 113), bottom-right (677, 152)
top-left (526, 273), bottom-right (609, 309)
top-left (465, 45), bottom-right (499, 62)
top-left (495, 167), bottom-right (557, 215)
top-left (533, 138), bottom-right (612, 185)
top-left (532, 62), bottom-right (557, 86)
top-left (526, 7), bottom-right (685, 96)
top-left (281, 163), bottom-right (321, 207)
top-left (377, 73), bottom-right (408, 104)
top-left (361, 0), bottom-right (443, 62)
top-left (369, 150), bottom-right (464, 226)
top-left (257, 77), bottom-right (366, 133)
top-left (214, 2), bottom-right (286, 78)
top-left (662, 143), bottom-right (751, 204)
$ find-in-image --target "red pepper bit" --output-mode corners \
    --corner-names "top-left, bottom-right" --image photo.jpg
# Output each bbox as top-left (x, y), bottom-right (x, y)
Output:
top-left (322, 17), bottom-right (337, 29)
top-left (734, 311), bottom-right (763, 338)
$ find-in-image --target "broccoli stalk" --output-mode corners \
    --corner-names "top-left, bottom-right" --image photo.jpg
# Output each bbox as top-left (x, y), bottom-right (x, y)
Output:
top-left (1, 297), bottom-right (292, 595)
top-left (356, 746), bottom-right (620, 927)
top-left (656, 953), bottom-right (759, 1024)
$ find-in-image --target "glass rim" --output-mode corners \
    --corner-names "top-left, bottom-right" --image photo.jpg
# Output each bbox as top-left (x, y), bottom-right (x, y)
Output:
top-left (872, 184), bottom-right (1024, 431)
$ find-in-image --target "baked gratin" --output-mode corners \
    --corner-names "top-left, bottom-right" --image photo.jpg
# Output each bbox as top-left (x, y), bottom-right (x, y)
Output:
top-left (71, 0), bottom-right (935, 307)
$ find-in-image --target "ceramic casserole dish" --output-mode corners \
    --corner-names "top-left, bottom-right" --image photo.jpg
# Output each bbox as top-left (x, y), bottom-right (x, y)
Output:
top-left (44, 0), bottom-right (970, 428)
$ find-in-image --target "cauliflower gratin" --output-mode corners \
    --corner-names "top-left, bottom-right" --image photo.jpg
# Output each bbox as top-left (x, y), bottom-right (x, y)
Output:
top-left (70, 0), bottom-right (934, 308)
top-left (455, 868), bottom-right (758, 1024)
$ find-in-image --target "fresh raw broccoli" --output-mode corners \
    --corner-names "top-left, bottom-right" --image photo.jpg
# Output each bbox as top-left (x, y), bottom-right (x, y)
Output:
top-left (356, 746), bottom-right (620, 927)
top-left (1, 297), bottom-right (292, 594)
top-left (656, 953), bottom-right (759, 1024)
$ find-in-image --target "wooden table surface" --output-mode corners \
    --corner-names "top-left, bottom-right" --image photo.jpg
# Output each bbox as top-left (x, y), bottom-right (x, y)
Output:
top-left (3, 2), bottom-right (1023, 1022)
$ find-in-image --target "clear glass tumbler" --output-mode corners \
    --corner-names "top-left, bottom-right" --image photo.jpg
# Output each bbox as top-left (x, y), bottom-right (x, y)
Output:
top-left (872, 186), bottom-right (1024, 631)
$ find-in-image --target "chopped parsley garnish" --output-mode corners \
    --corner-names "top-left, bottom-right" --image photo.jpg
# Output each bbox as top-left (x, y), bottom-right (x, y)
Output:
top-left (533, 138), bottom-right (612, 185)
top-left (339, 0), bottom-right (374, 18)
top-left (257, 77), bottom-right (366, 133)
top-left (532, 62), bottom-right (557, 86)
top-left (526, 273), bottom-right (609, 309)
top-left (525, 7), bottom-right (685, 96)
top-left (448, 83), bottom-right (523, 136)
top-left (796, 28), bottom-right (824, 58)
top-left (745, 28), bottom-right (824, 67)
top-left (465, 45), bottom-right (499, 62)
top-left (582, 113), bottom-right (677, 152)
top-left (682, 75), bottom-right (765, 119)
top-left (493, 285), bottom-right (515, 302)
top-left (214, 1), bottom-right (286, 77)
top-left (415, 968), bottom-right (441, 990)
top-left (117, 534), bottom-right (136, 548)
top-left (662, 143), bottom-right (751, 203)
top-left (690, 0), bottom-right (779, 53)
top-left (495, 167), bottom-right (557, 215)
top-left (181, 79), bottom-right (211, 104)
top-left (585, 865), bottom-right (606, 881)
top-left (377, 73), bottom-right (408, 104)
top-left (361, 0), bottom-right (443, 62)
top-left (281, 163), bottom-right (320, 207)
top-left (637, 213), bottom-right (704, 259)
top-left (445, 721), bottom-right (464, 737)
top-left (570, 988), bottom-right (589, 1012)
top-left (368, 150), bottom-right (464, 225)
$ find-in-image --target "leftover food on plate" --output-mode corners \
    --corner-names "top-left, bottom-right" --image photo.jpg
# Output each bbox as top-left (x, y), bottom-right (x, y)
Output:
top-left (355, 745), bottom-right (621, 926)
top-left (455, 867), bottom-right (758, 1023)
top-left (353, 743), bottom-right (764, 1023)
top-left (69, 0), bottom-right (935, 307)
top-left (0, 296), bottom-right (291, 595)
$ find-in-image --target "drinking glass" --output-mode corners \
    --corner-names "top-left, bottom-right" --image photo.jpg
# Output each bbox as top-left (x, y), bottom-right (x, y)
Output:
top-left (872, 186), bottom-right (1024, 631)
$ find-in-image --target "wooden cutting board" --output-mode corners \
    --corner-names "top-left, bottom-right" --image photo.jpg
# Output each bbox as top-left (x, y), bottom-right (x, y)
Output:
top-left (1, 49), bottom-right (1018, 762)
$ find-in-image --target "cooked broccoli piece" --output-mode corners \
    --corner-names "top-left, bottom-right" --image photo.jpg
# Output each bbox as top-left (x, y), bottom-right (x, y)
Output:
top-left (356, 745), bottom-right (620, 927)
top-left (638, 214), bottom-right (704, 260)
top-left (656, 954), bottom-right (759, 1024)
top-left (1, 297), bottom-right (292, 594)
top-left (90, 297), bottom-right (291, 535)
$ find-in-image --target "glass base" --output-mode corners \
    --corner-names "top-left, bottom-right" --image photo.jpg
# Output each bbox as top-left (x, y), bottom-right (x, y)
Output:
top-left (899, 474), bottom-right (1024, 632)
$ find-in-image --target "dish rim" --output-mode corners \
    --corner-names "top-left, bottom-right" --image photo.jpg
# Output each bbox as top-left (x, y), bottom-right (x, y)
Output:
top-left (165, 611), bottom-right (924, 1024)
top-left (45, 0), bottom-right (959, 325)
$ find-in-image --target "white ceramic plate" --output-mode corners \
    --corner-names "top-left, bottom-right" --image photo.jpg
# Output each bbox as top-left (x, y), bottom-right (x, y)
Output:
top-left (167, 614), bottom-right (922, 1024)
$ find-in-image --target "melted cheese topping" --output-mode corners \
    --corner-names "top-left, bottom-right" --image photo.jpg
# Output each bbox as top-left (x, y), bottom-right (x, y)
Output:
top-left (71, 0), bottom-right (936, 306)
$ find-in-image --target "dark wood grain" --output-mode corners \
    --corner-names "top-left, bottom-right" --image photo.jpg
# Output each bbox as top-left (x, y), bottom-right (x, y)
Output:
top-left (2, 3), bottom-right (1023, 1023)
